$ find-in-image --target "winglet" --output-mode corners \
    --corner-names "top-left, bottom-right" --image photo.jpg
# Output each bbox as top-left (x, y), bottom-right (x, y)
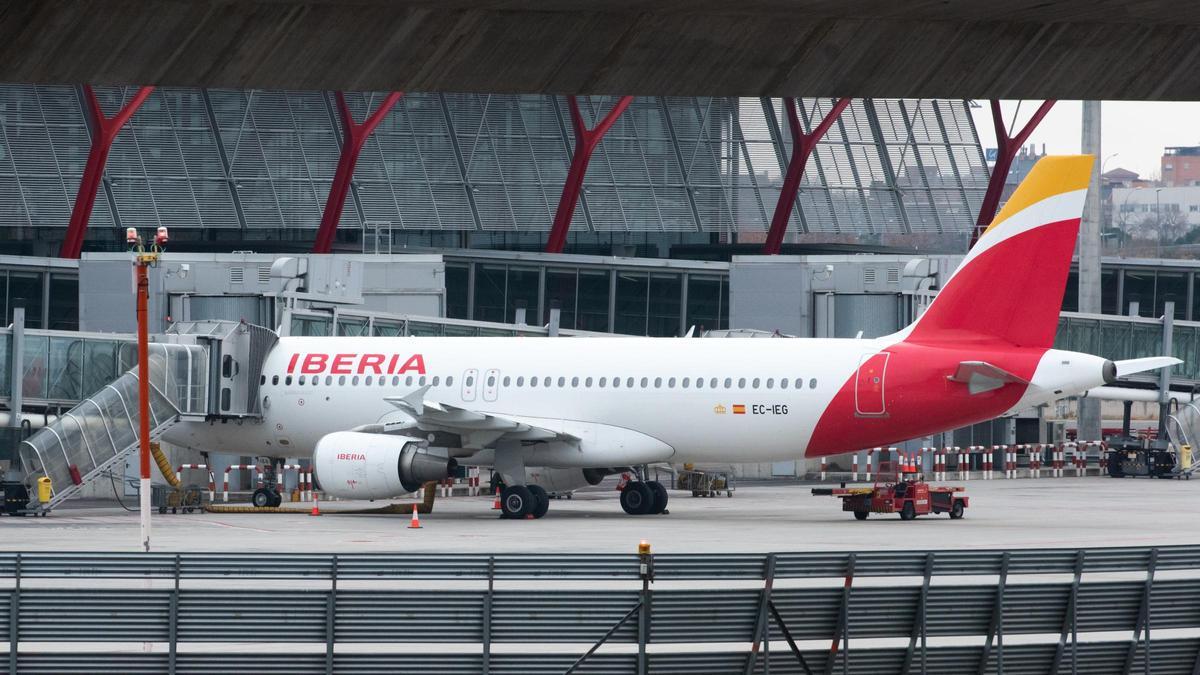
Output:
top-left (385, 385), bottom-right (432, 416)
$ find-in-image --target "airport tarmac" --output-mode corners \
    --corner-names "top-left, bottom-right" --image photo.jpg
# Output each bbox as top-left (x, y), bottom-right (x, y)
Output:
top-left (3, 477), bottom-right (1196, 554)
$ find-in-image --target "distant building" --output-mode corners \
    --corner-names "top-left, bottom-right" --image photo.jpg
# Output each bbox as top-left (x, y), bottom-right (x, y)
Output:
top-left (1111, 186), bottom-right (1200, 242)
top-left (1162, 146), bottom-right (1200, 186)
top-left (1001, 144), bottom-right (1046, 202)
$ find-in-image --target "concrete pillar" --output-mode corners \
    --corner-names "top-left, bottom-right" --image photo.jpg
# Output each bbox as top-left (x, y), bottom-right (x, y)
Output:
top-left (1076, 100), bottom-right (1103, 442)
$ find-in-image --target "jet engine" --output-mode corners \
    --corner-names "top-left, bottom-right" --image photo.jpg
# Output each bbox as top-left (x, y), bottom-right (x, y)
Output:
top-left (313, 431), bottom-right (457, 499)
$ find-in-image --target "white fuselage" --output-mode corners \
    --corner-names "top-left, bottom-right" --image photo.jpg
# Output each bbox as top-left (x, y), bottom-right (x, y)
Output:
top-left (160, 335), bottom-right (1105, 468)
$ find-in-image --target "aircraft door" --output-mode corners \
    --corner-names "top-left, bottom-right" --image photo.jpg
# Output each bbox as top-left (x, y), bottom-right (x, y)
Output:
top-left (462, 368), bottom-right (479, 402)
top-left (855, 352), bottom-right (889, 416)
top-left (483, 369), bottom-right (500, 402)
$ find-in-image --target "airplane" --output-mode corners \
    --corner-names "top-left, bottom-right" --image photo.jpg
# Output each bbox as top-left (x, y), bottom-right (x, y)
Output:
top-left (161, 155), bottom-right (1180, 519)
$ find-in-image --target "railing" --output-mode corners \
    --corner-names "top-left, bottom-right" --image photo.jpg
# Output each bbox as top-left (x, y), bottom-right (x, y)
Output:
top-left (0, 545), bottom-right (1194, 674)
top-left (1166, 401), bottom-right (1200, 476)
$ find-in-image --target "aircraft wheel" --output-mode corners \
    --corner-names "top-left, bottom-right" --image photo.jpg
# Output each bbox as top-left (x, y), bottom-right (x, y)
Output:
top-left (527, 485), bottom-right (550, 519)
top-left (269, 490), bottom-right (283, 507)
top-left (854, 510), bottom-right (869, 521)
top-left (949, 500), bottom-right (965, 519)
top-left (646, 481), bottom-right (669, 515)
top-left (620, 482), bottom-right (654, 515)
top-left (501, 485), bottom-right (534, 519)
top-left (900, 502), bottom-right (916, 521)
top-left (252, 488), bottom-right (273, 508)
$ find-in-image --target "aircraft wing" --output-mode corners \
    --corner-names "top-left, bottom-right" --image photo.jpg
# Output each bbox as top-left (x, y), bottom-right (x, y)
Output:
top-left (366, 386), bottom-right (578, 448)
top-left (947, 361), bottom-right (1030, 395)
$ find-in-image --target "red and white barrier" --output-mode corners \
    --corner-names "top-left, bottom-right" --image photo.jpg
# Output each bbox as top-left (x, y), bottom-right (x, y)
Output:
top-left (1090, 441), bottom-right (1108, 472)
top-left (934, 448), bottom-right (947, 482)
top-left (851, 453), bottom-right (859, 482)
top-left (1052, 445), bottom-right (1063, 478)
top-left (176, 463), bottom-right (215, 501)
top-left (1000, 445), bottom-right (1015, 479)
top-left (866, 448), bottom-right (877, 481)
top-left (222, 464), bottom-right (264, 502)
top-left (820, 458), bottom-right (827, 481)
top-left (468, 467), bottom-right (481, 496)
top-left (971, 446), bottom-right (990, 480)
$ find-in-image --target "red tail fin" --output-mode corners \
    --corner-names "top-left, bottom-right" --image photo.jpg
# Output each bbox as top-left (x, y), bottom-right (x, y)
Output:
top-left (904, 155), bottom-right (1094, 348)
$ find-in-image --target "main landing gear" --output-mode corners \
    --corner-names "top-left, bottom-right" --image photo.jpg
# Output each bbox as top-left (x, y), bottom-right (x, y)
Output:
top-left (500, 484), bottom-right (550, 519)
top-left (621, 480), bottom-right (669, 516)
top-left (252, 487), bottom-right (282, 508)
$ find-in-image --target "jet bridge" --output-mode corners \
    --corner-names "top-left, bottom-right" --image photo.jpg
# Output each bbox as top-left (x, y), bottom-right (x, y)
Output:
top-left (17, 321), bottom-right (275, 512)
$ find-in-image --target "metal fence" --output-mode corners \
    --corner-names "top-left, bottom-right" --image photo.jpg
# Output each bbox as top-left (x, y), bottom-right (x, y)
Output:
top-left (0, 545), bottom-right (1197, 674)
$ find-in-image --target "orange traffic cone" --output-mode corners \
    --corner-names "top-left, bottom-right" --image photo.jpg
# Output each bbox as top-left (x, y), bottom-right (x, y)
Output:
top-left (492, 487), bottom-right (501, 510)
top-left (310, 494), bottom-right (321, 517)
top-left (408, 503), bottom-right (422, 529)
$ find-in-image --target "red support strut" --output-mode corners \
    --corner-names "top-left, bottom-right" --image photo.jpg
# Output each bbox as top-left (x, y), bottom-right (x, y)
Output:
top-left (762, 97), bottom-right (851, 255)
top-left (312, 91), bottom-right (403, 254)
top-left (545, 95), bottom-right (634, 254)
top-left (60, 85), bottom-right (154, 259)
top-left (971, 99), bottom-right (1056, 246)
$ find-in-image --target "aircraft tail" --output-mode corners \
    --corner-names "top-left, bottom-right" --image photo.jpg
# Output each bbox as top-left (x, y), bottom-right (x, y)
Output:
top-left (903, 155), bottom-right (1094, 348)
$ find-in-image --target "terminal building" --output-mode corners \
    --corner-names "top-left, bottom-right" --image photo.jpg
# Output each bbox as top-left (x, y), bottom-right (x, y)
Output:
top-left (0, 85), bottom-right (1188, 490)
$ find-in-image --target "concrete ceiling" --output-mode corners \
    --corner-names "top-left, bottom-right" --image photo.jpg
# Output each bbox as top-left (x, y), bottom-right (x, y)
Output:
top-left (2, 1), bottom-right (1198, 99)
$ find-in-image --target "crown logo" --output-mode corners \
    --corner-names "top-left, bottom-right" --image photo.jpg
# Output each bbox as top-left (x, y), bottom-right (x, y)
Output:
top-left (713, 404), bottom-right (727, 414)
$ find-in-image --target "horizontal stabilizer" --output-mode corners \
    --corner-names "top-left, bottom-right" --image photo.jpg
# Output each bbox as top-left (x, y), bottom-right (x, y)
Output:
top-left (1115, 356), bottom-right (1182, 378)
top-left (948, 361), bottom-right (1030, 395)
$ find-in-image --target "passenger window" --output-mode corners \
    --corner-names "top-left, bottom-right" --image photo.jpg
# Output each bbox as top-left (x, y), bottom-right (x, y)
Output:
top-left (627, 377), bottom-right (635, 388)
top-left (298, 376), bottom-right (306, 385)
top-left (285, 376), bottom-right (293, 386)
top-left (352, 376), bottom-right (359, 386)
top-left (724, 378), bottom-right (732, 388)
top-left (260, 375), bottom-right (266, 385)
top-left (558, 377), bottom-right (566, 387)
top-left (571, 377), bottom-right (579, 387)
top-left (780, 378), bottom-right (789, 389)
top-left (503, 376), bottom-right (511, 387)
top-left (465, 375), bottom-right (473, 387)
top-left (447, 376), bottom-right (454, 387)
top-left (544, 377), bottom-right (552, 387)
top-left (766, 378), bottom-right (774, 389)
top-left (531, 377), bottom-right (539, 388)
top-left (407, 376), bottom-right (415, 386)
top-left (654, 377), bottom-right (662, 388)
top-left (695, 377), bottom-right (703, 389)
top-left (640, 377), bottom-right (648, 388)
top-left (392, 376), bottom-right (400, 386)
top-left (325, 376), bottom-right (333, 385)
top-left (338, 376), bottom-right (346, 386)
top-left (380, 377), bottom-right (386, 386)
top-left (612, 378), bottom-right (620, 389)
top-left (365, 376), bottom-right (373, 386)
top-left (585, 377), bottom-right (593, 387)
top-left (738, 378), bottom-right (746, 388)
top-left (516, 376), bottom-right (524, 386)
top-left (419, 376), bottom-right (427, 386)
top-left (487, 375), bottom-right (496, 387)
top-left (271, 375), bottom-right (279, 385)
top-left (682, 377), bottom-right (690, 388)
top-left (752, 378), bottom-right (760, 389)
top-left (432, 376), bottom-right (440, 386)
top-left (809, 378), bottom-right (818, 389)
top-left (668, 377), bottom-right (676, 388)
top-left (599, 377), bottom-right (606, 387)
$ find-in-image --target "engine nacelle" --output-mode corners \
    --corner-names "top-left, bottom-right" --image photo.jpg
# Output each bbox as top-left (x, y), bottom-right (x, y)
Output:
top-left (313, 431), bottom-right (457, 499)
top-left (525, 467), bottom-right (612, 494)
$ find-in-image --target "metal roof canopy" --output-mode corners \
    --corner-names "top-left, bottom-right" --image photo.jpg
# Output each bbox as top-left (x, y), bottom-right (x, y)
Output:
top-left (5, 1), bottom-right (1200, 99)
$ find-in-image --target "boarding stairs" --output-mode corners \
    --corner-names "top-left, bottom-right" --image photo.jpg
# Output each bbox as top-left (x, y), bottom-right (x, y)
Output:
top-left (17, 343), bottom-right (209, 512)
top-left (1165, 400), bottom-right (1200, 478)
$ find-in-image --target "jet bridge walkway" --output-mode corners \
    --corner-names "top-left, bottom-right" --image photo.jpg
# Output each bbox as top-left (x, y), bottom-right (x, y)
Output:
top-left (18, 343), bottom-right (209, 512)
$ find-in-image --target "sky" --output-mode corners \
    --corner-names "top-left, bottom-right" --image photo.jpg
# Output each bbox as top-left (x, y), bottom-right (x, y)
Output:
top-left (970, 101), bottom-right (1200, 180)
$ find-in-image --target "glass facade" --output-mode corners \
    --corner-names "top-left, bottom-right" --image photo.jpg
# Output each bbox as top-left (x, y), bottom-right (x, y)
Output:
top-left (445, 254), bottom-right (730, 337)
top-left (0, 85), bottom-right (986, 249)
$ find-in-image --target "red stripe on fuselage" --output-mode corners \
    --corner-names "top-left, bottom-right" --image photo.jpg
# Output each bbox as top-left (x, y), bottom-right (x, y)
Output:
top-left (806, 218), bottom-right (1078, 457)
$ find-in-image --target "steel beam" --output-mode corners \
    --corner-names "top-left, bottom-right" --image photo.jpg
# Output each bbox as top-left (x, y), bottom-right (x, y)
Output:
top-left (971, 99), bottom-right (1056, 246)
top-left (763, 97), bottom-right (850, 254)
top-left (312, 91), bottom-right (403, 254)
top-left (60, 85), bottom-right (154, 259)
top-left (545, 95), bottom-right (634, 254)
